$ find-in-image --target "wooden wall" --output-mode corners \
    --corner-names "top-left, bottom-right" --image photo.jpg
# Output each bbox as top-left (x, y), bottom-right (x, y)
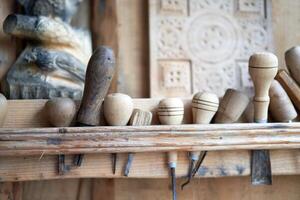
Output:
top-left (1, 0), bottom-right (300, 200)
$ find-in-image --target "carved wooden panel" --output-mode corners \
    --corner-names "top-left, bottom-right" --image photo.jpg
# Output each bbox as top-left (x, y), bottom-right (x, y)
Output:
top-left (149, 0), bottom-right (273, 97)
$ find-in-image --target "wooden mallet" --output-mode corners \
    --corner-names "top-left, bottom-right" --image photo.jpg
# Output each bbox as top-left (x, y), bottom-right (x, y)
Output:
top-left (74, 46), bottom-right (116, 166)
top-left (249, 52), bottom-right (278, 185)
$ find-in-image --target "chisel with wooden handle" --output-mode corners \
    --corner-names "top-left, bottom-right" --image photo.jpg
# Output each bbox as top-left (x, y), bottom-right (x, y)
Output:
top-left (157, 98), bottom-right (184, 200)
top-left (249, 52), bottom-right (278, 185)
top-left (124, 109), bottom-right (153, 176)
top-left (74, 46), bottom-right (116, 166)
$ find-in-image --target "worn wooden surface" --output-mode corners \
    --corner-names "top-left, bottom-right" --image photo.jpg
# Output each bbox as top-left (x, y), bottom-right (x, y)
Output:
top-left (0, 99), bottom-right (299, 182)
top-left (2, 149), bottom-right (300, 182)
top-left (92, 0), bottom-right (149, 97)
top-left (2, 123), bottom-right (300, 156)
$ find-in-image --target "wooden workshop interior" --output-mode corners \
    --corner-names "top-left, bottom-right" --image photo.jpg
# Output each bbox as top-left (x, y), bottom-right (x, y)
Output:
top-left (0, 0), bottom-right (300, 199)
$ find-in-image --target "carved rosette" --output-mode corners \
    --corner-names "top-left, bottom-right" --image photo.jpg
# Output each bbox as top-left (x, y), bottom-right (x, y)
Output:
top-left (150, 0), bottom-right (272, 97)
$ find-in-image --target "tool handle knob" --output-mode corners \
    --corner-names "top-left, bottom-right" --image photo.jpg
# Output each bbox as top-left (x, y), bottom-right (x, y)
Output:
top-left (285, 46), bottom-right (300, 86)
top-left (215, 89), bottom-right (249, 123)
top-left (77, 46), bottom-right (115, 126)
top-left (192, 92), bottom-right (219, 124)
top-left (249, 52), bottom-right (278, 122)
top-left (269, 80), bottom-right (297, 122)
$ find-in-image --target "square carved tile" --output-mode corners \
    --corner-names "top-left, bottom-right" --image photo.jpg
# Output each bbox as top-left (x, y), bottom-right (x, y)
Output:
top-left (157, 60), bottom-right (192, 97)
top-left (149, 0), bottom-right (272, 97)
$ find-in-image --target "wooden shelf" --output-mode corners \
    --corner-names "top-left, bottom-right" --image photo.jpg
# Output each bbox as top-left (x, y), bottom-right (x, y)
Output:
top-left (0, 99), bottom-right (299, 182)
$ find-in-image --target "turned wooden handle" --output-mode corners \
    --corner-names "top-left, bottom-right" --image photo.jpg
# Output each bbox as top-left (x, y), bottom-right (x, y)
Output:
top-left (269, 80), bottom-right (297, 122)
top-left (276, 70), bottom-right (300, 111)
top-left (77, 46), bottom-right (115, 126)
top-left (249, 52), bottom-right (278, 122)
top-left (214, 89), bottom-right (249, 123)
top-left (168, 151), bottom-right (178, 167)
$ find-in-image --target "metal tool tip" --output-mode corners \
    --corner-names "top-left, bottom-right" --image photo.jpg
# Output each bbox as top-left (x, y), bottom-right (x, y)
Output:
top-left (124, 153), bottom-right (134, 176)
top-left (112, 153), bottom-right (117, 174)
top-left (73, 154), bottom-right (83, 167)
top-left (170, 167), bottom-right (177, 200)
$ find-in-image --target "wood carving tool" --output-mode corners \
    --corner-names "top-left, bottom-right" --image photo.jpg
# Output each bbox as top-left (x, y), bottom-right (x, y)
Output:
top-left (249, 52), bottom-right (278, 185)
top-left (190, 89), bottom-right (249, 179)
top-left (285, 46), bottom-right (300, 86)
top-left (103, 93), bottom-right (134, 174)
top-left (157, 98), bottom-right (184, 200)
top-left (74, 46), bottom-right (116, 166)
top-left (269, 80), bottom-right (297, 122)
top-left (44, 97), bottom-right (77, 175)
top-left (125, 109), bottom-right (153, 176)
top-left (181, 92), bottom-right (219, 189)
top-left (275, 70), bottom-right (300, 111)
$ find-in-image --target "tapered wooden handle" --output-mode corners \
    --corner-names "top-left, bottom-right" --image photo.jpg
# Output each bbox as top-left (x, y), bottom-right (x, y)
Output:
top-left (249, 52), bottom-right (278, 122)
top-left (276, 70), bottom-right (300, 111)
top-left (214, 89), bottom-right (249, 123)
top-left (77, 46), bottom-right (116, 126)
top-left (269, 80), bottom-right (297, 122)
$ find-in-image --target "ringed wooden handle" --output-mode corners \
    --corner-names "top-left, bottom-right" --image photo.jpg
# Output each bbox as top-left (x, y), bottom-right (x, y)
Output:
top-left (77, 46), bottom-right (116, 126)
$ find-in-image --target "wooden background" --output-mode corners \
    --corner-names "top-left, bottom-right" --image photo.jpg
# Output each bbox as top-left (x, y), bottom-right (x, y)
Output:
top-left (0, 0), bottom-right (300, 199)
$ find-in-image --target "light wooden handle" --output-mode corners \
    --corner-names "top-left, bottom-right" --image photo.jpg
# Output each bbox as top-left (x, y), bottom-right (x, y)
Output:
top-left (285, 46), bottom-right (300, 86)
top-left (269, 80), bottom-right (297, 122)
top-left (77, 46), bottom-right (116, 126)
top-left (192, 92), bottom-right (219, 124)
top-left (276, 70), bottom-right (300, 111)
top-left (249, 52), bottom-right (278, 122)
top-left (168, 151), bottom-right (177, 167)
top-left (215, 89), bottom-right (249, 123)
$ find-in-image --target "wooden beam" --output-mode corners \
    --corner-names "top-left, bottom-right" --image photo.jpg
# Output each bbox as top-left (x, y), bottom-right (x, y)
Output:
top-left (0, 123), bottom-right (300, 156)
top-left (0, 99), bottom-right (300, 181)
top-left (0, 149), bottom-right (299, 182)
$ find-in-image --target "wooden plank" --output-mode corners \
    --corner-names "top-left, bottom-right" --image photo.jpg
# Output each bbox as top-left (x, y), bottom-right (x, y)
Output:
top-left (91, 0), bottom-right (149, 97)
top-left (91, 0), bottom-right (119, 94)
top-left (1, 149), bottom-right (300, 182)
top-left (1, 122), bottom-right (300, 155)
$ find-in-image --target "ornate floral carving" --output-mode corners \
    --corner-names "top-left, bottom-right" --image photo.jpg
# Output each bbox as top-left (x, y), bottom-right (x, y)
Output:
top-left (187, 12), bottom-right (240, 63)
top-left (159, 60), bottom-right (191, 94)
top-left (157, 18), bottom-right (187, 59)
top-left (150, 0), bottom-right (272, 97)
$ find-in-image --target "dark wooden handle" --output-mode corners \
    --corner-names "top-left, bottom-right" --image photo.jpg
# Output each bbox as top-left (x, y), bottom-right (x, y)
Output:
top-left (77, 46), bottom-right (116, 126)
